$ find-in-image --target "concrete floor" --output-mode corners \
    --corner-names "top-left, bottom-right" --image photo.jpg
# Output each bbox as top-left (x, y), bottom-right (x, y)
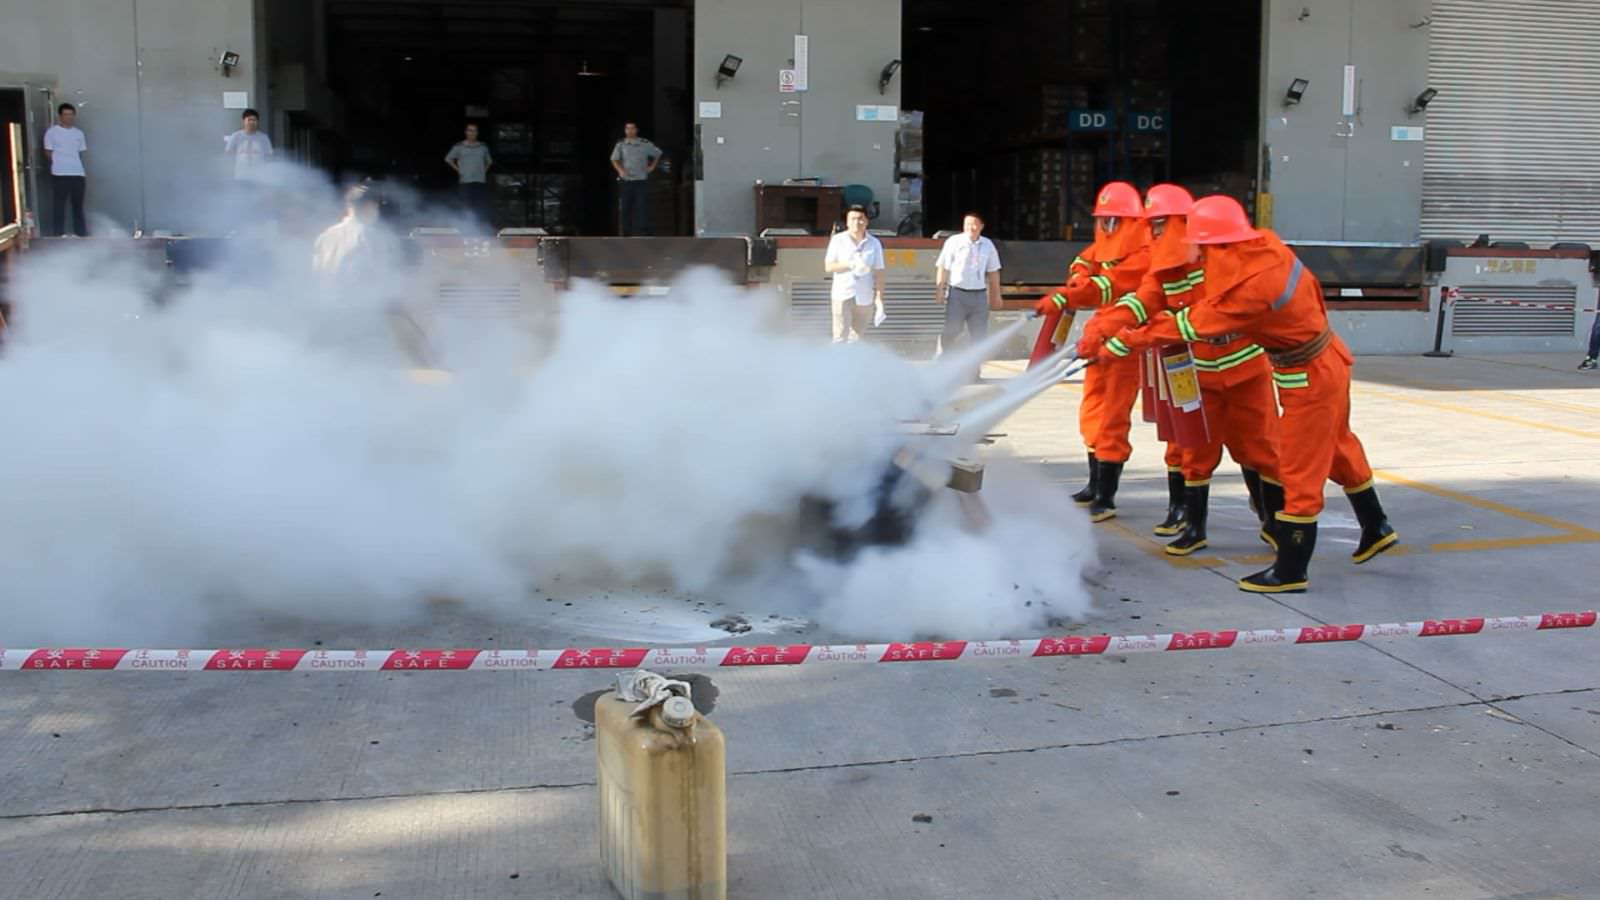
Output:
top-left (2, 353), bottom-right (1598, 900)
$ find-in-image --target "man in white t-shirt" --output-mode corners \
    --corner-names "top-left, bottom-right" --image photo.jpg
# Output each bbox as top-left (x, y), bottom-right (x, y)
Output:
top-left (42, 102), bottom-right (89, 236)
top-left (223, 108), bottom-right (274, 180)
top-left (823, 206), bottom-right (885, 343)
top-left (312, 184), bottom-right (429, 364)
top-left (934, 212), bottom-right (1003, 372)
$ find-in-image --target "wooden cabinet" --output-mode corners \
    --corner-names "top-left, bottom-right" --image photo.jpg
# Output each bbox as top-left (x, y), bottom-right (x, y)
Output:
top-left (753, 183), bottom-right (843, 235)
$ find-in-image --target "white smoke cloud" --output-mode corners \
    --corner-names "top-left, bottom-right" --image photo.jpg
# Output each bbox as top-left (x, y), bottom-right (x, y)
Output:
top-left (0, 169), bottom-right (1096, 646)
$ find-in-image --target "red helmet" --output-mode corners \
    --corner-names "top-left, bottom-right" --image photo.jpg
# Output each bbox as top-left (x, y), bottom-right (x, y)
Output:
top-left (1143, 183), bottom-right (1195, 218)
top-left (1092, 182), bottom-right (1145, 218)
top-left (1187, 195), bottom-right (1262, 244)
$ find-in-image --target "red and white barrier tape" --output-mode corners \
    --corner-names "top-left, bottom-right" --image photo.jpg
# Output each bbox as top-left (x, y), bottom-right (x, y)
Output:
top-left (1442, 288), bottom-right (1596, 313)
top-left (2, 611), bottom-right (1592, 672)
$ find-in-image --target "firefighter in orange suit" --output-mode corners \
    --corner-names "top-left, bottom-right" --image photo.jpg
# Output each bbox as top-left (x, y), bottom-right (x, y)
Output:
top-left (1078, 185), bottom-right (1284, 557)
top-left (1032, 182), bottom-right (1152, 522)
top-left (1102, 196), bottom-right (1398, 592)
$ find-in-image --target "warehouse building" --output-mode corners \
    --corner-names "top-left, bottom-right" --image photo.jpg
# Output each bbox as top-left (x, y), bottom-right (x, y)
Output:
top-left (2, 0), bottom-right (1598, 353)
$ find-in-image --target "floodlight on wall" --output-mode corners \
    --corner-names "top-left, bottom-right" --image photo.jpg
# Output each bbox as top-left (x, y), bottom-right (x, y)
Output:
top-left (1283, 77), bottom-right (1308, 107)
top-left (715, 54), bottom-right (742, 88)
top-left (879, 59), bottom-right (901, 95)
top-left (218, 50), bottom-right (240, 77)
top-left (1408, 87), bottom-right (1438, 116)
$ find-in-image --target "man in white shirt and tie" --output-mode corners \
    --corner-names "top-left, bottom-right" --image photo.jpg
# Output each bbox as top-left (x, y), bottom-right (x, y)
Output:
top-left (934, 212), bottom-right (1003, 369)
top-left (823, 205), bottom-right (885, 343)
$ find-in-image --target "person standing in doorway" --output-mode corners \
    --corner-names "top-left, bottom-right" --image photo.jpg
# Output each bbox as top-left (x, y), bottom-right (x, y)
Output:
top-left (935, 212), bottom-right (1003, 376)
top-left (445, 123), bottom-right (494, 231)
top-left (610, 122), bottom-right (661, 236)
top-left (823, 205), bottom-right (885, 343)
top-left (224, 109), bottom-right (274, 180)
top-left (42, 103), bottom-right (88, 237)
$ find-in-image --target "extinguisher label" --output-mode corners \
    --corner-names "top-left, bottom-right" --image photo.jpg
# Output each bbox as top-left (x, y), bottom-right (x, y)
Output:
top-left (1163, 352), bottom-right (1203, 412)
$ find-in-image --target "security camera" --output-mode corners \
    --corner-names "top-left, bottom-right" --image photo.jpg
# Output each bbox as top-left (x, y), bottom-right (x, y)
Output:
top-left (1283, 78), bottom-right (1308, 107)
top-left (879, 59), bottom-right (901, 95)
top-left (1408, 87), bottom-right (1438, 116)
top-left (715, 54), bottom-right (742, 88)
top-left (218, 50), bottom-right (240, 76)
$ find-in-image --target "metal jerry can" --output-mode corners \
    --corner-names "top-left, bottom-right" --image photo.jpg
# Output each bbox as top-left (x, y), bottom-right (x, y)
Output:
top-left (595, 673), bottom-right (727, 900)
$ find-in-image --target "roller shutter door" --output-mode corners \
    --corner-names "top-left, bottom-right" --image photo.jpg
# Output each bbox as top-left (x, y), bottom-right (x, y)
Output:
top-left (1449, 284), bottom-right (1577, 336)
top-left (787, 279), bottom-right (947, 353)
top-left (1421, 0), bottom-right (1600, 245)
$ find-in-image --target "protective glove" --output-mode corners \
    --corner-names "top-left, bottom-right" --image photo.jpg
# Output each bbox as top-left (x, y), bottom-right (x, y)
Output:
top-left (1098, 325), bottom-right (1153, 365)
top-left (1033, 291), bottom-right (1068, 317)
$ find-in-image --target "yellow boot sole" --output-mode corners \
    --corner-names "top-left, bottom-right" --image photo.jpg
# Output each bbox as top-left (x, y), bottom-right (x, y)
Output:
top-left (1237, 577), bottom-right (1308, 594)
top-left (1089, 508), bottom-right (1117, 523)
top-left (1351, 531), bottom-right (1399, 565)
top-left (1165, 539), bottom-right (1207, 557)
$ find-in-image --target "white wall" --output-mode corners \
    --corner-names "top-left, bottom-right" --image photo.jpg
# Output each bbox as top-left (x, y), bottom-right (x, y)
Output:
top-left (0, 0), bottom-right (259, 232)
top-left (1259, 0), bottom-right (1432, 242)
top-left (693, 0), bottom-right (901, 235)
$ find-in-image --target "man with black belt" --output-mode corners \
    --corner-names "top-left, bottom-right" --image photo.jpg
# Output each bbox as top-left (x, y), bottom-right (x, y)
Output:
top-left (935, 212), bottom-right (1002, 379)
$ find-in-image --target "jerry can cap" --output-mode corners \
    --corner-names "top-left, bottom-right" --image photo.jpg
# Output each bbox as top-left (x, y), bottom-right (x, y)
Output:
top-left (661, 695), bottom-right (696, 728)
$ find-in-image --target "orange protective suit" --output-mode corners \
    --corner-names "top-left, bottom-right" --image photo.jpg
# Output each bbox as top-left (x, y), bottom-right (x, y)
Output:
top-left (1082, 217), bottom-right (1281, 486)
top-left (1038, 218), bottom-right (1152, 464)
top-left (1110, 229), bottom-right (1371, 519)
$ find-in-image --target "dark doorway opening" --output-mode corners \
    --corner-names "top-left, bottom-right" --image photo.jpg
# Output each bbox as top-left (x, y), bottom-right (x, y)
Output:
top-left (305, 0), bottom-right (692, 235)
top-left (902, 0), bottom-right (1262, 240)
top-left (0, 89), bottom-right (26, 226)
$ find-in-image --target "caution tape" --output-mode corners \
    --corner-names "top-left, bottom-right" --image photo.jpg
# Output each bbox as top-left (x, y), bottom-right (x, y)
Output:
top-left (1, 611), bottom-right (1592, 672)
top-left (1442, 288), bottom-right (1596, 313)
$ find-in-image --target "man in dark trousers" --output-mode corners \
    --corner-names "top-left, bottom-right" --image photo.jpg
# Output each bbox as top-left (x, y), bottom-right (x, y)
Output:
top-left (609, 122), bottom-right (661, 236)
top-left (445, 122), bottom-right (493, 231)
top-left (42, 103), bottom-right (88, 236)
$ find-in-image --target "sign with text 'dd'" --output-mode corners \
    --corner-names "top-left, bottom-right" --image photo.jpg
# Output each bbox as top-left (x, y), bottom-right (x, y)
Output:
top-left (1068, 110), bottom-right (1114, 132)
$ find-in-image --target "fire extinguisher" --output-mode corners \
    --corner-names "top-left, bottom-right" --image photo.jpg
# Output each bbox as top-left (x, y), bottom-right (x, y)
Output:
top-left (1160, 345), bottom-right (1211, 448)
top-left (1027, 308), bottom-right (1076, 369)
top-left (1140, 350), bottom-right (1160, 425)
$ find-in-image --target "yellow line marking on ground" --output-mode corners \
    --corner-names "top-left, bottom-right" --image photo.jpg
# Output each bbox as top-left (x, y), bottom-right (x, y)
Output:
top-left (1061, 468), bottom-right (1600, 570)
top-left (1222, 533), bottom-right (1600, 565)
top-left (1373, 469), bottom-right (1600, 538)
top-left (1427, 533), bottom-right (1600, 553)
top-left (1457, 391), bottom-right (1599, 417)
top-left (1359, 374), bottom-right (1600, 416)
top-left (1100, 519), bottom-right (1222, 568)
top-left (1356, 388), bottom-right (1600, 441)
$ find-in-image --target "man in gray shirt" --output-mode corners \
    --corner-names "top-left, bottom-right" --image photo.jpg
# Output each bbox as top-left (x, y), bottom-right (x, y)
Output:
top-left (609, 122), bottom-right (661, 236)
top-left (445, 123), bottom-right (493, 231)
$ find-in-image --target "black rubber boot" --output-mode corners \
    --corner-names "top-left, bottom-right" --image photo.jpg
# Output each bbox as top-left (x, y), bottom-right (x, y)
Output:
top-left (1346, 483), bottom-right (1399, 564)
top-left (1165, 482), bottom-right (1209, 556)
top-left (1239, 518), bottom-right (1316, 593)
top-left (1088, 460), bottom-right (1124, 523)
top-left (1071, 452), bottom-right (1098, 507)
top-left (1258, 479), bottom-right (1285, 550)
top-left (1152, 469), bottom-right (1188, 536)
top-left (1240, 468), bottom-right (1263, 519)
